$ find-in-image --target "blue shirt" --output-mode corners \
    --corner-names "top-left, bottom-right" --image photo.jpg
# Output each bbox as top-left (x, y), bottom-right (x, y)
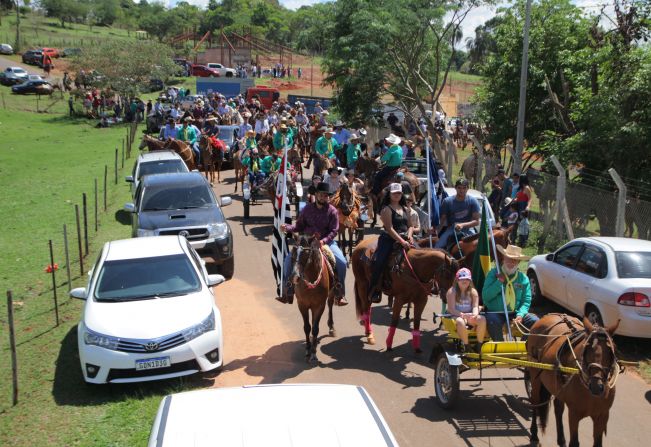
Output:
top-left (334, 128), bottom-right (350, 146)
top-left (161, 124), bottom-right (178, 140)
top-left (440, 195), bottom-right (480, 225)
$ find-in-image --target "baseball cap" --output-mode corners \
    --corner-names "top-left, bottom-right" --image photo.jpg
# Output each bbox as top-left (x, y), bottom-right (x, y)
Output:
top-left (389, 183), bottom-right (402, 194)
top-left (456, 268), bottom-right (472, 281)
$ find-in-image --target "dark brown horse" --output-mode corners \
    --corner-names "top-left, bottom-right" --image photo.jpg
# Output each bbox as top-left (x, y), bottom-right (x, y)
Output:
top-left (527, 314), bottom-right (620, 447)
top-left (163, 139), bottom-right (196, 171)
top-left (330, 182), bottom-right (361, 260)
top-left (292, 234), bottom-right (336, 364)
top-left (198, 135), bottom-right (222, 185)
top-left (139, 134), bottom-right (167, 152)
top-left (297, 126), bottom-right (312, 161)
top-left (352, 236), bottom-right (459, 351)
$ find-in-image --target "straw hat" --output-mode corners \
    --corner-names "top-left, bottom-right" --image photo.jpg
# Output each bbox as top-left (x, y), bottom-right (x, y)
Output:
top-left (497, 245), bottom-right (531, 262)
top-left (245, 129), bottom-right (255, 136)
top-left (385, 134), bottom-right (401, 145)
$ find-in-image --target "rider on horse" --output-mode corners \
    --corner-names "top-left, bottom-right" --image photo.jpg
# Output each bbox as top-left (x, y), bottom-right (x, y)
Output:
top-left (371, 134), bottom-right (403, 196)
top-left (314, 127), bottom-right (339, 162)
top-left (279, 182), bottom-right (349, 307)
top-left (434, 178), bottom-right (480, 250)
top-left (273, 123), bottom-right (294, 151)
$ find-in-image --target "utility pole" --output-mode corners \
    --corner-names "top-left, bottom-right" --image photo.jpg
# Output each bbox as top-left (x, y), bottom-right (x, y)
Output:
top-left (15, 1), bottom-right (21, 53)
top-left (514, 0), bottom-right (533, 175)
top-left (310, 53), bottom-right (314, 97)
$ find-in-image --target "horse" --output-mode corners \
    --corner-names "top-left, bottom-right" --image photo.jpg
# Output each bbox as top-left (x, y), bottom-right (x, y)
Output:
top-left (288, 146), bottom-right (304, 182)
top-left (527, 314), bottom-right (621, 447)
top-left (460, 150), bottom-right (501, 189)
top-left (297, 126), bottom-right (312, 161)
top-left (232, 147), bottom-right (247, 193)
top-left (292, 234), bottom-right (336, 364)
top-left (352, 237), bottom-right (459, 350)
top-left (198, 135), bottom-right (223, 186)
top-left (445, 225), bottom-right (514, 269)
top-left (139, 134), bottom-right (167, 152)
top-left (330, 182), bottom-right (361, 260)
top-left (313, 153), bottom-right (336, 178)
top-left (163, 139), bottom-right (196, 171)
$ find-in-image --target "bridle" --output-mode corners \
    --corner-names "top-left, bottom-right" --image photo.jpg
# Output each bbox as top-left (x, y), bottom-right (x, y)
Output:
top-left (578, 328), bottom-right (620, 391)
top-left (295, 242), bottom-right (326, 289)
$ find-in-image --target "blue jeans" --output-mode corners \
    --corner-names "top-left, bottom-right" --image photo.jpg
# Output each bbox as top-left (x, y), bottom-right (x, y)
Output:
top-left (283, 240), bottom-right (346, 296)
top-left (435, 226), bottom-right (476, 249)
top-left (485, 312), bottom-right (539, 341)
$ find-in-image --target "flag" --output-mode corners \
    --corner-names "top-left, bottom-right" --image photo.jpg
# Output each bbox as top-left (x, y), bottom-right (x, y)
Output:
top-left (428, 154), bottom-right (448, 227)
top-left (472, 201), bottom-right (491, 293)
top-left (271, 145), bottom-right (292, 297)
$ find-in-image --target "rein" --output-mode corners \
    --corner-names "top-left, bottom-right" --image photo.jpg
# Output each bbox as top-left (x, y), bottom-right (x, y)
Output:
top-left (402, 248), bottom-right (444, 296)
top-left (301, 248), bottom-right (326, 290)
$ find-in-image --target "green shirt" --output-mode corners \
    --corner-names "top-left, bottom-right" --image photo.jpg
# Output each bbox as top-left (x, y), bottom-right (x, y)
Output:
top-left (315, 136), bottom-right (339, 158)
top-left (347, 143), bottom-right (362, 166)
top-left (176, 125), bottom-right (197, 145)
top-left (273, 131), bottom-right (294, 151)
top-left (482, 267), bottom-right (532, 318)
top-left (260, 155), bottom-right (279, 174)
top-left (381, 144), bottom-right (403, 167)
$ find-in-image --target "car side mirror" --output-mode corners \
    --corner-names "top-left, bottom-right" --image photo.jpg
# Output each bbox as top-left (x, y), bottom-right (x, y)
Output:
top-left (545, 253), bottom-right (554, 261)
top-left (70, 287), bottom-right (87, 300)
top-left (125, 176), bottom-right (134, 183)
top-left (124, 203), bottom-right (136, 213)
top-left (220, 196), bottom-right (232, 207)
top-left (207, 274), bottom-right (225, 287)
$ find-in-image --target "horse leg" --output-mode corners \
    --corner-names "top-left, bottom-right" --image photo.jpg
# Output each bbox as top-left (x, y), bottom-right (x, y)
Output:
top-left (299, 303), bottom-right (312, 358)
top-left (405, 302), bottom-right (411, 321)
top-left (553, 398), bottom-right (567, 447)
top-left (309, 303), bottom-right (327, 364)
top-left (216, 160), bottom-right (221, 183)
top-left (567, 409), bottom-right (581, 447)
top-left (386, 298), bottom-right (402, 351)
top-left (327, 294), bottom-right (336, 337)
top-left (591, 412), bottom-right (609, 447)
top-left (411, 297), bottom-right (426, 354)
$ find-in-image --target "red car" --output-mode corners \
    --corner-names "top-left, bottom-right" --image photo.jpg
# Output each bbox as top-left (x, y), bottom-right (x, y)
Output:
top-left (190, 64), bottom-right (220, 77)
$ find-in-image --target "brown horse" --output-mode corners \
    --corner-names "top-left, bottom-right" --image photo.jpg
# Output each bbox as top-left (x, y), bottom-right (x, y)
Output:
top-left (232, 147), bottom-right (247, 193)
top-left (292, 234), bottom-right (336, 364)
top-left (313, 153), bottom-right (336, 178)
top-left (139, 134), bottom-right (167, 152)
top-left (288, 146), bottom-right (304, 182)
top-left (297, 126), bottom-right (312, 161)
top-left (527, 314), bottom-right (620, 447)
top-left (330, 182), bottom-right (361, 260)
top-left (352, 236), bottom-right (459, 351)
top-left (198, 135), bottom-right (222, 185)
top-left (163, 139), bottom-right (196, 171)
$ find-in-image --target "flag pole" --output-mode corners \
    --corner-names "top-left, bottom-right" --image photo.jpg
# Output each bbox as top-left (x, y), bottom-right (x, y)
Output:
top-left (425, 135), bottom-right (433, 248)
top-left (278, 141), bottom-right (290, 299)
top-left (484, 197), bottom-right (513, 341)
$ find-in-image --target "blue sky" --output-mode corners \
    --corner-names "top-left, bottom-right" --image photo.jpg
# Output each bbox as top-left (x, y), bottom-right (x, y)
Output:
top-left (172, 1), bottom-right (614, 44)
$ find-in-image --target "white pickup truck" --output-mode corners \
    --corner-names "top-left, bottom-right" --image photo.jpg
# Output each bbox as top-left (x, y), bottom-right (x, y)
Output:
top-left (206, 63), bottom-right (236, 77)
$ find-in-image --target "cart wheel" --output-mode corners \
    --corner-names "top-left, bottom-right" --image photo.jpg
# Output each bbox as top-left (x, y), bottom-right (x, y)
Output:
top-left (434, 353), bottom-right (459, 409)
top-left (243, 198), bottom-right (250, 219)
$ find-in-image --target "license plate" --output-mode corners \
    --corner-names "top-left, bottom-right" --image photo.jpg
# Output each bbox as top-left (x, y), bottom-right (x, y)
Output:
top-left (135, 356), bottom-right (171, 371)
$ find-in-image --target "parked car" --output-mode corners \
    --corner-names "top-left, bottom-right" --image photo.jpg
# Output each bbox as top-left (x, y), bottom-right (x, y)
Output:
top-left (40, 47), bottom-right (60, 58)
top-left (148, 384), bottom-right (399, 447)
top-left (125, 150), bottom-right (190, 198)
top-left (0, 66), bottom-right (29, 85)
top-left (190, 64), bottom-right (220, 78)
top-left (124, 172), bottom-right (234, 278)
top-left (22, 49), bottom-right (44, 66)
top-left (26, 74), bottom-right (44, 82)
top-left (61, 47), bottom-right (81, 57)
top-left (11, 79), bottom-right (53, 95)
top-left (69, 236), bottom-right (225, 384)
top-left (246, 86), bottom-right (280, 109)
top-left (0, 43), bottom-right (13, 55)
top-left (205, 62), bottom-right (236, 77)
top-left (527, 237), bottom-right (651, 338)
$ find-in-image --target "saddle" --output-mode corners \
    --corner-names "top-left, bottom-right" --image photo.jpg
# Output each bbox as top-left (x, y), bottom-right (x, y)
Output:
top-left (362, 238), bottom-right (408, 289)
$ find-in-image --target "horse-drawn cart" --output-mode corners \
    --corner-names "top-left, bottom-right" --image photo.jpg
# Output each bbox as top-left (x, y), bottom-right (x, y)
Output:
top-left (241, 170), bottom-right (303, 219)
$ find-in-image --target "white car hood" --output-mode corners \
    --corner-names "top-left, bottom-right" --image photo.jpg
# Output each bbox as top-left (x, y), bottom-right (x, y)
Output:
top-left (85, 292), bottom-right (213, 339)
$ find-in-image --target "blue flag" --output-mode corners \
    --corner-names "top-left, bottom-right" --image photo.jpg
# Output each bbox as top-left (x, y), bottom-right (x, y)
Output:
top-left (428, 155), bottom-right (448, 227)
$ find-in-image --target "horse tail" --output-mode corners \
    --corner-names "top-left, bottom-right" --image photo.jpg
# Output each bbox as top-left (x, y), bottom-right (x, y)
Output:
top-left (537, 384), bottom-right (551, 433)
top-left (351, 247), bottom-right (368, 321)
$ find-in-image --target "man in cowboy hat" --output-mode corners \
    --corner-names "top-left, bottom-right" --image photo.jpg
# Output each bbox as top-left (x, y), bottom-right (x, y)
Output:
top-left (371, 133), bottom-right (403, 195)
top-left (177, 116), bottom-right (200, 163)
top-left (482, 244), bottom-right (539, 341)
top-left (238, 111), bottom-right (253, 140)
top-left (346, 133), bottom-right (362, 169)
top-left (273, 122), bottom-right (294, 152)
top-left (315, 127), bottom-right (340, 160)
top-left (203, 115), bottom-right (220, 137)
top-left (160, 117), bottom-right (178, 140)
top-left (280, 182), bottom-right (348, 306)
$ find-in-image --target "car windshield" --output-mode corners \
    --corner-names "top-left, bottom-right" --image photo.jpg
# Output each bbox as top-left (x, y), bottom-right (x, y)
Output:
top-left (94, 254), bottom-right (201, 301)
top-left (141, 184), bottom-right (214, 211)
top-left (615, 251), bottom-right (651, 279)
top-left (14, 68), bottom-right (26, 74)
top-left (138, 160), bottom-right (186, 180)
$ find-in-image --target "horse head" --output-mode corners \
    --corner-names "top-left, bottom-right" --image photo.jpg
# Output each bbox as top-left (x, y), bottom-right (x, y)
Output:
top-left (581, 317), bottom-right (620, 397)
top-left (337, 183), bottom-right (355, 215)
top-left (294, 234), bottom-right (322, 280)
top-left (139, 134), bottom-right (152, 150)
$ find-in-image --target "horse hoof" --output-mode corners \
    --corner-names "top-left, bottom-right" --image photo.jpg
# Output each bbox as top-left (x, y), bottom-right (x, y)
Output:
top-left (367, 334), bottom-right (376, 345)
top-left (309, 355), bottom-right (318, 365)
top-left (414, 348), bottom-right (423, 355)
top-left (329, 329), bottom-right (337, 337)
top-left (386, 347), bottom-right (393, 352)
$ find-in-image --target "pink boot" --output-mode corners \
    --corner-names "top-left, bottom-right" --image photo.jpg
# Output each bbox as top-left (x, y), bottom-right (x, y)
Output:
top-left (386, 326), bottom-right (397, 350)
top-left (412, 330), bottom-right (421, 352)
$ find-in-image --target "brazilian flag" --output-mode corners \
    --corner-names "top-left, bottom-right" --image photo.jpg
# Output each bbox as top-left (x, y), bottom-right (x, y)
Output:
top-left (472, 201), bottom-right (491, 294)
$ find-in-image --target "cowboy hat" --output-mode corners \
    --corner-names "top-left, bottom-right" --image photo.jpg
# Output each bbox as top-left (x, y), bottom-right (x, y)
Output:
top-left (497, 244), bottom-right (531, 262)
top-left (245, 129), bottom-right (255, 136)
top-left (321, 110), bottom-right (329, 115)
top-left (334, 120), bottom-right (344, 127)
top-left (316, 182), bottom-right (331, 194)
top-left (243, 111), bottom-right (252, 118)
top-left (349, 133), bottom-right (360, 141)
top-left (205, 116), bottom-right (217, 121)
top-left (385, 134), bottom-right (401, 145)
top-left (279, 123), bottom-right (288, 130)
top-left (322, 127), bottom-right (336, 135)
top-left (358, 128), bottom-right (367, 136)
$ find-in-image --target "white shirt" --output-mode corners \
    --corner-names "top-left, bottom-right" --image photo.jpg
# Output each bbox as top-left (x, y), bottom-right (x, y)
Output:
top-left (170, 107), bottom-right (179, 119)
top-left (255, 119), bottom-right (269, 134)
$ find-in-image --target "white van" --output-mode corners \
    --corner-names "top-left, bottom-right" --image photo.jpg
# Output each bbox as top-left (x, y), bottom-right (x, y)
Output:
top-left (148, 384), bottom-right (399, 447)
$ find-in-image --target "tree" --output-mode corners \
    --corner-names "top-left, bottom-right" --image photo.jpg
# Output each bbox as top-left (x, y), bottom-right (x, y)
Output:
top-left (92, 0), bottom-right (120, 26)
top-left (40, 0), bottom-right (89, 28)
top-left (70, 39), bottom-right (180, 97)
top-left (465, 16), bottom-right (503, 74)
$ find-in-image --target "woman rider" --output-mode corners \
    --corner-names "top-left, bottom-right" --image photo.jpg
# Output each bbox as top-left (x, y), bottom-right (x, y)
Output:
top-left (368, 183), bottom-right (415, 303)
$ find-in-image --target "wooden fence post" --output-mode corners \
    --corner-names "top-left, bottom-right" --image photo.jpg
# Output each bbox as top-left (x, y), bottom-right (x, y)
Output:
top-left (550, 155), bottom-right (574, 240)
top-left (63, 224), bottom-right (71, 291)
top-left (7, 290), bottom-right (18, 406)
top-left (48, 240), bottom-right (59, 326)
top-left (103, 165), bottom-right (108, 212)
top-left (75, 204), bottom-right (83, 276)
top-left (82, 193), bottom-right (88, 256)
top-left (94, 178), bottom-right (98, 232)
top-left (114, 148), bottom-right (118, 185)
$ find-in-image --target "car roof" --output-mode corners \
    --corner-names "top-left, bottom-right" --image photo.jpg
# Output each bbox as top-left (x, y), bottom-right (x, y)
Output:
top-left (150, 384), bottom-right (397, 447)
top-left (8, 66), bottom-right (25, 71)
top-left (141, 172), bottom-right (207, 187)
top-left (578, 237), bottom-right (651, 252)
top-left (444, 187), bottom-right (486, 200)
top-left (137, 151), bottom-right (183, 162)
top-left (104, 236), bottom-right (184, 261)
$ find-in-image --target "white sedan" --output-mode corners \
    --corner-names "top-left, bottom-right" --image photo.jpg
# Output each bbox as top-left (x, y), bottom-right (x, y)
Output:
top-left (70, 236), bottom-right (225, 384)
top-left (527, 237), bottom-right (651, 338)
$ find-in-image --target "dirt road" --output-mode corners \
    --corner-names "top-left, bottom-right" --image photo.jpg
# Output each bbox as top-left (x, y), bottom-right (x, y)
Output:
top-left (209, 168), bottom-right (650, 446)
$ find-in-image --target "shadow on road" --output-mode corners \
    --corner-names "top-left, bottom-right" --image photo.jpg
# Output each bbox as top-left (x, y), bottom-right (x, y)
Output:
top-left (411, 393), bottom-right (531, 446)
top-left (52, 326), bottom-right (215, 407)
